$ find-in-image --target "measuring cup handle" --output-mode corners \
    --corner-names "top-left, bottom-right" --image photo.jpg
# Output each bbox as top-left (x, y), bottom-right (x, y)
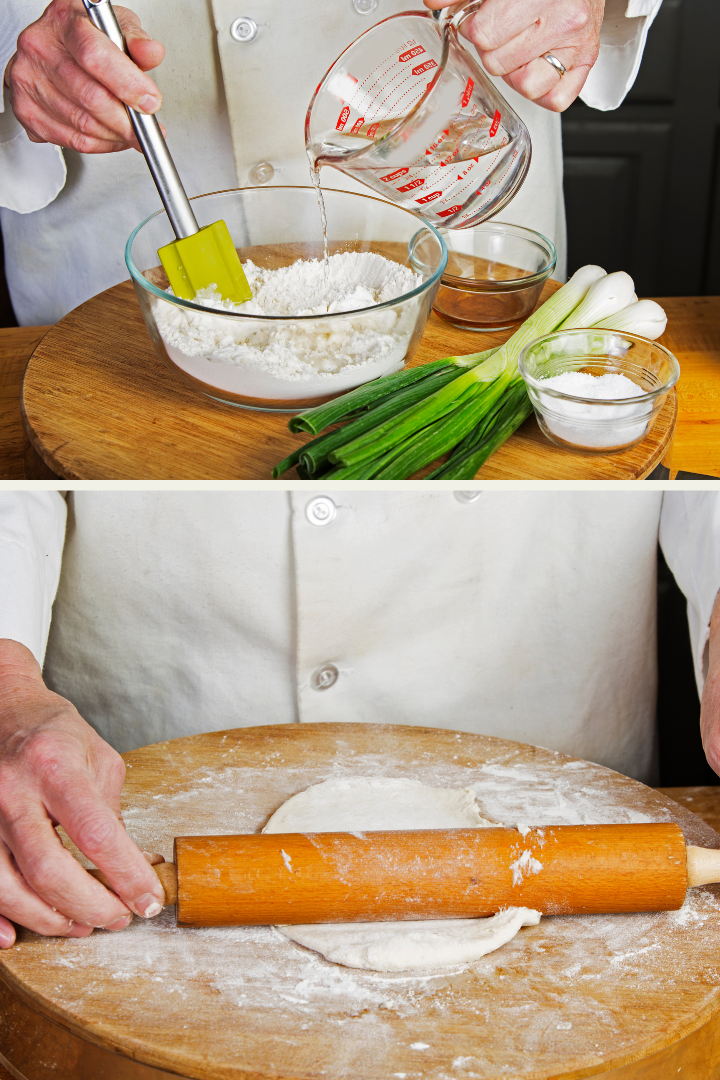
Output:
top-left (437, 1), bottom-right (485, 32)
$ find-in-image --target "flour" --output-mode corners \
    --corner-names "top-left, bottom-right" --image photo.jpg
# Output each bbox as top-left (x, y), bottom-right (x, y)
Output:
top-left (16, 736), bottom-right (720, 1080)
top-left (510, 849), bottom-right (543, 887)
top-left (536, 370), bottom-right (652, 448)
top-left (152, 251), bottom-right (422, 400)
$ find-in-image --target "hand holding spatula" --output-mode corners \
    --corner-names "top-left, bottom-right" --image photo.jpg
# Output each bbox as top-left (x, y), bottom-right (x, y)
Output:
top-left (81, 0), bottom-right (251, 303)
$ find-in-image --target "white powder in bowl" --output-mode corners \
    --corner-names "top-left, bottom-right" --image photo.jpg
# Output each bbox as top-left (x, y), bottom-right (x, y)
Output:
top-left (536, 370), bottom-right (654, 449)
top-left (151, 251), bottom-right (423, 401)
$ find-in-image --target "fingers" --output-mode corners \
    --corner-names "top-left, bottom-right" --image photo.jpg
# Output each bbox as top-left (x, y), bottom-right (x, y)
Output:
top-left (45, 765), bottom-right (165, 918)
top-left (7, 0), bottom-right (163, 152)
top-left (459, 1), bottom-right (549, 55)
top-left (0, 838), bottom-right (97, 941)
top-left (479, 19), bottom-right (583, 78)
top-left (12, 61), bottom-right (136, 151)
top-left (0, 915), bottom-right (16, 949)
top-left (116, 5), bottom-right (165, 72)
top-left (64, 12), bottom-right (162, 115)
top-left (0, 724), bottom-right (163, 931)
top-left (428, 0), bottom-right (604, 111)
top-left (143, 851), bottom-right (166, 865)
top-left (521, 63), bottom-right (592, 112)
top-left (495, 48), bottom-right (571, 101)
top-left (2, 800), bottom-right (133, 928)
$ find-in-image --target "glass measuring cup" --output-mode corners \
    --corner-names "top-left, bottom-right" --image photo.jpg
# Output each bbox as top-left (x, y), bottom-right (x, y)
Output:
top-left (306, 3), bottom-right (531, 230)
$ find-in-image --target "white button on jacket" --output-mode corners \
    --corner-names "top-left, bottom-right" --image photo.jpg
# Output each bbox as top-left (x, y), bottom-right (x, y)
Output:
top-left (0, 491), bottom-right (718, 785)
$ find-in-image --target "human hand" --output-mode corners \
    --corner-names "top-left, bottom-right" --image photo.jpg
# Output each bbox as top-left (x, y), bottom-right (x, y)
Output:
top-left (424, 0), bottom-right (606, 112)
top-left (701, 591), bottom-right (720, 777)
top-left (0, 639), bottom-right (165, 949)
top-left (4, 0), bottom-right (165, 153)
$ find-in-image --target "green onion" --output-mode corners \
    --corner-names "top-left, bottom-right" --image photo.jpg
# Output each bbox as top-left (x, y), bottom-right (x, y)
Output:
top-left (592, 299), bottom-right (667, 339)
top-left (556, 271), bottom-right (634, 331)
top-left (272, 366), bottom-right (469, 478)
top-left (288, 355), bottom-right (487, 435)
top-left (272, 264), bottom-right (612, 481)
top-left (427, 383), bottom-right (533, 479)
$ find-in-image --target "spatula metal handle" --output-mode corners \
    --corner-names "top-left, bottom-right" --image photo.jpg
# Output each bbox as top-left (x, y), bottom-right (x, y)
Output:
top-left (81, 0), bottom-right (199, 240)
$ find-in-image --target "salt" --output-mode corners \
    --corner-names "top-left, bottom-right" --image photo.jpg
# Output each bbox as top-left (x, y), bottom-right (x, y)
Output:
top-left (537, 370), bottom-right (653, 449)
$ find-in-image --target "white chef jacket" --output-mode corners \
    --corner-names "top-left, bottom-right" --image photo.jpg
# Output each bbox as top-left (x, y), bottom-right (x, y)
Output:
top-left (0, 0), bottom-right (662, 326)
top-left (0, 490), bottom-right (718, 784)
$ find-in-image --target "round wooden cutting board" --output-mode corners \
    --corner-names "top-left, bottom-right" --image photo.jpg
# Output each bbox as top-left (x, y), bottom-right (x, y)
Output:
top-left (20, 282), bottom-right (676, 480)
top-left (1, 724), bottom-right (719, 1080)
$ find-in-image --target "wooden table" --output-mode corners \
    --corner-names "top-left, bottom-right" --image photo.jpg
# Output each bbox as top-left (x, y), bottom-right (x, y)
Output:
top-left (2, 724), bottom-right (720, 1080)
top-left (2, 294), bottom-right (718, 480)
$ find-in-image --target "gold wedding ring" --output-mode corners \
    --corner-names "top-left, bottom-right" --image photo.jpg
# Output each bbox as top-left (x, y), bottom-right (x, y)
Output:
top-left (542, 52), bottom-right (567, 77)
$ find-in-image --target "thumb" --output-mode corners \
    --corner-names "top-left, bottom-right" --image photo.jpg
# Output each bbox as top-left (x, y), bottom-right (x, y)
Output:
top-left (115, 6), bottom-right (165, 72)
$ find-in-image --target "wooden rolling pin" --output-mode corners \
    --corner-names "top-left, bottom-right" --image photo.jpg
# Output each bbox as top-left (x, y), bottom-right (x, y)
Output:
top-left (87, 824), bottom-right (720, 927)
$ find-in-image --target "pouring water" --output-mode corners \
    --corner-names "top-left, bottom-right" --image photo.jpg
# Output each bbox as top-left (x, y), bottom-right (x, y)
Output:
top-left (306, 2), bottom-right (530, 237)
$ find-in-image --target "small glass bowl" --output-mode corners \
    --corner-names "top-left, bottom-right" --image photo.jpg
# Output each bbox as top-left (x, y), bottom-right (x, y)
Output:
top-left (125, 187), bottom-right (446, 412)
top-left (432, 221), bottom-right (556, 331)
top-left (517, 329), bottom-right (680, 455)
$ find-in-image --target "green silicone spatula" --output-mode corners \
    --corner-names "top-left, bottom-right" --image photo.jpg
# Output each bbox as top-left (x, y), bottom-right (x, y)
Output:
top-left (82, 0), bottom-right (252, 304)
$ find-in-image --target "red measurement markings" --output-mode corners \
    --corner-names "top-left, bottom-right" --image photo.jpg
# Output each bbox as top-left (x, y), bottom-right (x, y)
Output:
top-left (412, 59), bottom-right (437, 76)
top-left (336, 106), bottom-right (350, 131)
top-left (416, 190), bottom-right (443, 204)
top-left (399, 46), bottom-right (425, 62)
top-left (461, 78), bottom-right (474, 108)
top-left (367, 123), bottom-right (379, 138)
top-left (489, 110), bottom-right (501, 137)
top-left (397, 178), bottom-right (425, 192)
top-left (380, 168), bottom-right (409, 182)
top-left (437, 205), bottom-right (462, 217)
top-left (425, 128), bottom-right (450, 155)
top-left (350, 117), bottom-right (365, 134)
top-left (453, 157), bottom-right (479, 182)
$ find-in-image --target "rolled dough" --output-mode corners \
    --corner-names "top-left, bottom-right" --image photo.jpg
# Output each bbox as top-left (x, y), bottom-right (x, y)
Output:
top-left (263, 777), bottom-right (541, 971)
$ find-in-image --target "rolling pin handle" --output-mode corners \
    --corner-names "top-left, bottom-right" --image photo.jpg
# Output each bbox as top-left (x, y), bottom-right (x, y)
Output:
top-left (686, 845), bottom-right (720, 888)
top-left (87, 862), bottom-right (178, 907)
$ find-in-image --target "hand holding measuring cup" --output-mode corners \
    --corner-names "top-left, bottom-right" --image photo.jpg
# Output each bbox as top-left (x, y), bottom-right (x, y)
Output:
top-left (306, 2), bottom-right (532, 229)
top-left (423, 0), bottom-right (605, 112)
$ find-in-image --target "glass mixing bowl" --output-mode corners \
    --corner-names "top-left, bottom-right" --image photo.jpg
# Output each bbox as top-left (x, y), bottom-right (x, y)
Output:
top-left (126, 187), bottom-right (447, 411)
top-left (517, 329), bottom-right (680, 454)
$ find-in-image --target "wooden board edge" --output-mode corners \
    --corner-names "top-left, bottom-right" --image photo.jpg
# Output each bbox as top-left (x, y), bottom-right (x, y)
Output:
top-left (635, 387), bottom-right (678, 479)
top-left (0, 973), bottom-right (194, 1080)
top-left (19, 345), bottom-right (80, 481)
top-left (565, 1000), bottom-right (720, 1080)
top-left (2, 961), bottom-right (720, 1080)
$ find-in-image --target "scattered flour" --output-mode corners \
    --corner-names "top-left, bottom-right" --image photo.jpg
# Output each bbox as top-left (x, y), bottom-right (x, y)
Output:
top-left (12, 737), bottom-right (720, 1080)
top-left (151, 251), bottom-right (423, 400)
top-left (536, 370), bottom-right (653, 449)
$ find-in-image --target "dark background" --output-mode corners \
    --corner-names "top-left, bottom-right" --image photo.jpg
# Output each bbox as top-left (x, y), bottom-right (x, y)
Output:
top-left (562, 0), bottom-right (720, 295)
top-left (0, 0), bottom-right (716, 785)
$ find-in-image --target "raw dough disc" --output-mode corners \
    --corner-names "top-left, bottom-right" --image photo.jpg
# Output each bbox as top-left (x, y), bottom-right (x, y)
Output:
top-left (263, 777), bottom-right (541, 972)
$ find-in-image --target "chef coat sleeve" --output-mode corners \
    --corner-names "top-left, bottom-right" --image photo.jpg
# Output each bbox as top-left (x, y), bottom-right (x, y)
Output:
top-left (0, 2), bottom-right (67, 213)
top-left (579, 0), bottom-right (663, 111)
top-left (659, 491), bottom-right (720, 693)
top-left (0, 492), bottom-right (67, 666)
